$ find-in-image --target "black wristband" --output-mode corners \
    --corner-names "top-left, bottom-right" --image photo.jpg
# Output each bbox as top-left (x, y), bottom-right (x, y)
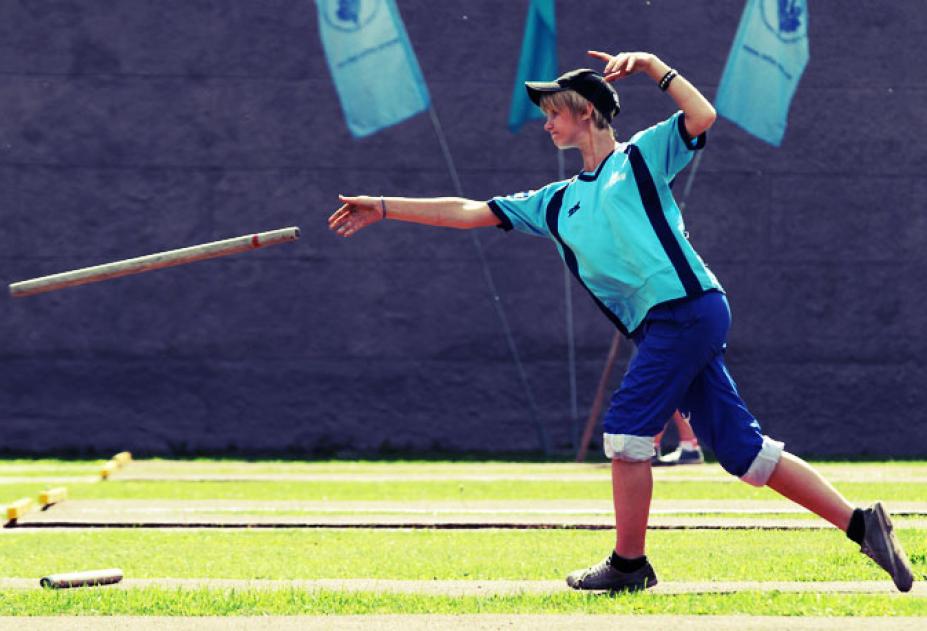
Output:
top-left (659, 69), bottom-right (678, 91)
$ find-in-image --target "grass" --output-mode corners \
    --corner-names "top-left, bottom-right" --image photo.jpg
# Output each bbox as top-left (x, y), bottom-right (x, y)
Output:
top-left (2, 458), bottom-right (926, 617)
top-left (1, 529), bottom-right (924, 582)
top-left (0, 588), bottom-right (924, 616)
top-left (5, 459), bottom-right (927, 505)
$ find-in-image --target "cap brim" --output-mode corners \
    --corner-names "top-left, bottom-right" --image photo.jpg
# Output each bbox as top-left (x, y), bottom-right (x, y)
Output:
top-left (524, 81), bottom-right (564, 107)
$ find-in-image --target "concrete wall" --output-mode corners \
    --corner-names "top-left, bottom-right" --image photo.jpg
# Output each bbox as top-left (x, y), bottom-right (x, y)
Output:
top-left (1, 0), bottom-right (924, 458)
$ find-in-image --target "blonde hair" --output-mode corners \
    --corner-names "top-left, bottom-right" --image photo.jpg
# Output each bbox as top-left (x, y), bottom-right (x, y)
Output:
top-left (539, 90), bottom-right (614, 133)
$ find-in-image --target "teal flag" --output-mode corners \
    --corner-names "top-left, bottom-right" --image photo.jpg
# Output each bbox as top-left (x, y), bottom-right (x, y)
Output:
top-left (316, 0), bottom-right (430, 138)
top-left (508, 0), bottom-right (557, 133)
top-left (715, 0), bottom-right (809, 146)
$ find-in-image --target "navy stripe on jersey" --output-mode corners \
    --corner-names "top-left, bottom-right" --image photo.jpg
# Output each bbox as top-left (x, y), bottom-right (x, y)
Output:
top-left (487, 199), bottom-right (514, 231)
top-left (677, 114), bottom-right (706, 150)
top-left (625, 144), bottom-right (702, 297)
top-left (544, 184), bottom-right (631, 337)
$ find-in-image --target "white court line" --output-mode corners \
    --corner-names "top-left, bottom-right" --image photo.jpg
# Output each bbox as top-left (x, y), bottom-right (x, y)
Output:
top-left (0, 476), bottom-right (98, 484)
top-left (105, 472), bottom-right (927, 483)
top-left (35, 506), bottom-right (822, 515)
top-left (26, 499), bottom-right (927, 516)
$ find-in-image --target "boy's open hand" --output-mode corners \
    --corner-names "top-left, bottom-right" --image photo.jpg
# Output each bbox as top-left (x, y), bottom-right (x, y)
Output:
top-left (587, 50), bottom-right (656, 82)
top-left (328, 195), bottom-right (384, 238)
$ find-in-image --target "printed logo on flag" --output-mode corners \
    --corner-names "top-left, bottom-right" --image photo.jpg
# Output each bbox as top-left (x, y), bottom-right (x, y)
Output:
top-left (760, 0), bottom-right (806, 41)
top-left (322, 0), bottom-right (381, 32)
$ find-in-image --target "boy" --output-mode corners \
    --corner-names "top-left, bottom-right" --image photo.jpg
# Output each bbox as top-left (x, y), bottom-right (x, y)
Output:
top-left (328, 50), bottom-right (914, 593)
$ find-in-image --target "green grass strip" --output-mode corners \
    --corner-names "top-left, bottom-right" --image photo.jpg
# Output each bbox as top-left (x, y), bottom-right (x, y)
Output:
top-left (0, 588), bottom-right (924, 616)
top-left (2, 529), bottom-right (924, 582)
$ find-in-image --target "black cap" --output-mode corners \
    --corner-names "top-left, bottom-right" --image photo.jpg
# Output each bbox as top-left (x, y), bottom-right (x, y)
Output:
top-left (525, 69), bottom-right (620, 122)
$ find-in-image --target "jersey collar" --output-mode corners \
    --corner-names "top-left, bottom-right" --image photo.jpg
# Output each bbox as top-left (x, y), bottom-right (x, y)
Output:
top-left (577, 149), bottom-right (615, 182)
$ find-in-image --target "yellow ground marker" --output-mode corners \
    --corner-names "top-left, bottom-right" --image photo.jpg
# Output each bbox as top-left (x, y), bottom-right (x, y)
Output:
top-left (100, 460), bottom-right (118, 480)
top-left (113, 451), bottom-right (132, 467)
top-left (39, 487), bottom-right (68, 507)
top-left (6, 497), bottom-right (33, 521)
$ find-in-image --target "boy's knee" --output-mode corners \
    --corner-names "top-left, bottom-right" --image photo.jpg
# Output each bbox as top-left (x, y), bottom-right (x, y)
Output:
top-left (603, 433), bottom-right (655, 461)
top-left (725, 435), bottom-right (783, 487)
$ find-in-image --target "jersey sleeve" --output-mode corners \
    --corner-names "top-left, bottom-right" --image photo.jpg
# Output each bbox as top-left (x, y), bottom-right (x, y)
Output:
top-left (628, 111), bottom-right (706, 182)
top-left (486, 182), bottom-right (561, 238)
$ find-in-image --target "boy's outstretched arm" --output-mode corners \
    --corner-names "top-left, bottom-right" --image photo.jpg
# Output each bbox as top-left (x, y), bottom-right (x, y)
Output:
top-left (329, 195), bottom-right (499, 238)
top-left (587, 50), bottom-right (717, 138)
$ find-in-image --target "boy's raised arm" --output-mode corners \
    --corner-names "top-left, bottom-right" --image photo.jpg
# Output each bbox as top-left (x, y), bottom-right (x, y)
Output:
top-left (587, 50), bottom-right (717, 138)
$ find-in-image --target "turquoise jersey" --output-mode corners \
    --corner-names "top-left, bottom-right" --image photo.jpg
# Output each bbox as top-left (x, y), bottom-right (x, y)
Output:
top-left (488, 111), bottom-right (723, 336)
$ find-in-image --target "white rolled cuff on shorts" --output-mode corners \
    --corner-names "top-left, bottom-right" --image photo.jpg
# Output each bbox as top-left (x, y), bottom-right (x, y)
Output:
top-left (603, 433), bottom-right (656, 462)
top-left (740, 435), bottom-right (785, 487)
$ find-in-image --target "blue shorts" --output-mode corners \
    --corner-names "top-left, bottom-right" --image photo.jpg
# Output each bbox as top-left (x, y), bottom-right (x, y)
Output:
top-left (602, 291), bottom-right (780, 481)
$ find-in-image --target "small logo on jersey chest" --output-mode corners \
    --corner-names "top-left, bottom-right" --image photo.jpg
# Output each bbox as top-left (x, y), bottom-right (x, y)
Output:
top-left (607, 171), bottom-right (627, 187)
top-left (567, 201), bottom-right (581, 217)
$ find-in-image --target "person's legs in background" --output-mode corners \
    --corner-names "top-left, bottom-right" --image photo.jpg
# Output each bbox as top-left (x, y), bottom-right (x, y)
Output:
top-left (652, 409), bottom-right (704, 466)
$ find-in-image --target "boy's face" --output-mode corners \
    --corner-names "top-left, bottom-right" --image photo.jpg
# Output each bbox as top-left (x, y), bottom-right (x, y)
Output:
top-left (542, 106), bottom-right (588, 149)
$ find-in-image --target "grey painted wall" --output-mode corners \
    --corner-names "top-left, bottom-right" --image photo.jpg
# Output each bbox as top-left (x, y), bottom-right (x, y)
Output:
top-left (1, 1), bottom-right (924, 458)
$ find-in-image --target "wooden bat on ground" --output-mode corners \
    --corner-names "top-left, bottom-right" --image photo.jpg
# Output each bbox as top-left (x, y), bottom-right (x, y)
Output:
top-left (40, 568), bottom-right (124, 589)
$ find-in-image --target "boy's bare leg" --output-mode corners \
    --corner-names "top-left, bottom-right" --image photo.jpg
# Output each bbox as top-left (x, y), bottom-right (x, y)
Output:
top-left (766, 450), bottom-right (913, 592)
top-left (612, 459), bottom-right (653, 557)
top-left (565, 457), bottom-right (658, 590)
top-left (766, 451), bottom-right (853, 529)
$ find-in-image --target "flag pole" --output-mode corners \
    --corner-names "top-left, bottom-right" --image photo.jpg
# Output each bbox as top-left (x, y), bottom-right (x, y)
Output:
top-left (427, 104), bottom-right (551, 455)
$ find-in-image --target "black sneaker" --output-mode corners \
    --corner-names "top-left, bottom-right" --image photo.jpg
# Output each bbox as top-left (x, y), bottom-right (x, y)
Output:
top-left (566, 554), bottom-right (658, 592)
top-left (860, 502), bottom-right (914, 592)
